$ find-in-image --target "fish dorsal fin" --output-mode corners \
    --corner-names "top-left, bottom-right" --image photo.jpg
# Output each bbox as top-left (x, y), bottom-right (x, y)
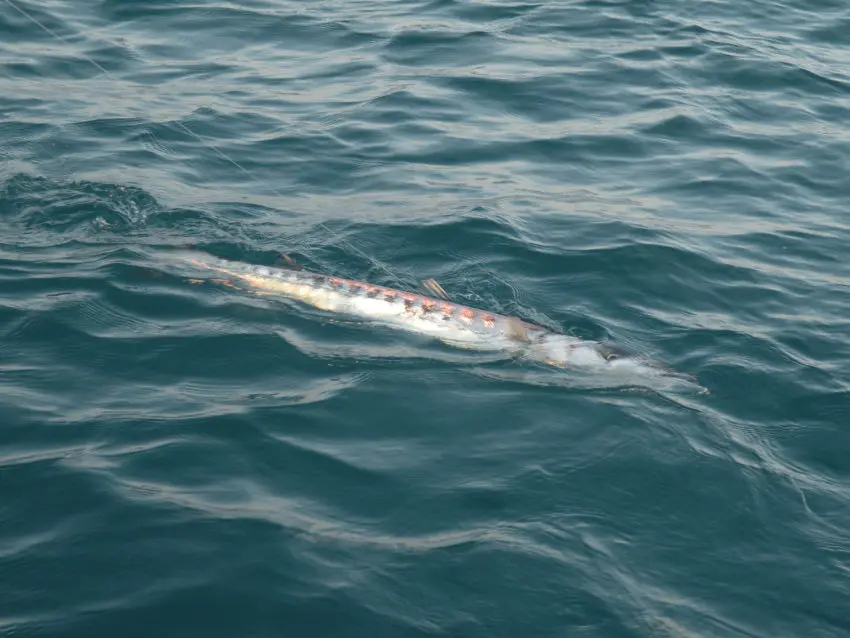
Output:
top-left (506, 317), bottom-right (530, 343)
top-left (421, 279), bottom-right (452, 301)
top-left (275, 253), bottom-right (303, 271)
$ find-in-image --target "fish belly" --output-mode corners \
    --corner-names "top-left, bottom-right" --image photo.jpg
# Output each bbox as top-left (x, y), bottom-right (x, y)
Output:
top-left (182, 252), bottom-right (530, 352)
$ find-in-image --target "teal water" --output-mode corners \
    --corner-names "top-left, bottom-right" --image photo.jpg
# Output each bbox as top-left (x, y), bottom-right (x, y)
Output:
top-left (2, 0), bottom-right (849, 636)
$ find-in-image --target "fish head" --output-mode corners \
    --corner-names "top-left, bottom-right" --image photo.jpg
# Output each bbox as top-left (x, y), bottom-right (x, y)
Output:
top-left (534, 335), bottom-right (661, 373)
top-left (532, 334), bottom-right (707, 392)
top-left (532, 334), bottom-right (609, 369)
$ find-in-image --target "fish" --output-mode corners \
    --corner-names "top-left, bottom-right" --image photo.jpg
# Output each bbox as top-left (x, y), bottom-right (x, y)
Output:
top-left (176, 250), bottom-right (704, 390)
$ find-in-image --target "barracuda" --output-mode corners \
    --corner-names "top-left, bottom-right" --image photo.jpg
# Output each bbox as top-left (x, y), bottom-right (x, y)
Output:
top-left (180, 250), bottom-right (700, 386)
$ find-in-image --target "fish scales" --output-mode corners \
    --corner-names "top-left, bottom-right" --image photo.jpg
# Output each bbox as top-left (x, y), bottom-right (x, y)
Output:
top-left (185, 252), bottom-right (545, 348)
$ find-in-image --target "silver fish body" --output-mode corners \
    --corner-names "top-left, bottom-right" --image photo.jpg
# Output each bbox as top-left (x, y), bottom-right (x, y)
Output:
top-left (179, 251), bottom-right (700, 387)
top-left (184, 251), bottom-right (545, 349)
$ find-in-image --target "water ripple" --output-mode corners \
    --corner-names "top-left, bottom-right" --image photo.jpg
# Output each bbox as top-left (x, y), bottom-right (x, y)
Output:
top-left (2, 0), bottom-right (850, 635)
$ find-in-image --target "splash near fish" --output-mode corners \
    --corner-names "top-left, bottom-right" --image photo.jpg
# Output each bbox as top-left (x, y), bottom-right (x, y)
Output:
top-left (177, 250), bottom-right (705, 392)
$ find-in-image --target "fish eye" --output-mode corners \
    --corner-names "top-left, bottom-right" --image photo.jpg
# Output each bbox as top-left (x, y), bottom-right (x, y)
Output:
top-left (605, 353), bottom-right (619, 361)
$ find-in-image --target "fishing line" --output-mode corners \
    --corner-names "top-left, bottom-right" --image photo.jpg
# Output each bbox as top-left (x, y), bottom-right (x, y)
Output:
top-left (2, 0), bottom-right (401, 281)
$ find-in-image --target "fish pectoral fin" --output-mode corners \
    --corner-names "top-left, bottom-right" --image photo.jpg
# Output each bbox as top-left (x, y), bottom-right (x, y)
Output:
top-left (422, 279), bottom-right (452, 301)
top-left (506, 318), bottom-right (530, 343)
top-left (438, 338), bottom-right (478, 350)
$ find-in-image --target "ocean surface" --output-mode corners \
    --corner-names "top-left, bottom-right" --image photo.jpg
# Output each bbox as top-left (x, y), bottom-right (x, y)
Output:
top-left (2, 0), bottom-right (849, 636)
